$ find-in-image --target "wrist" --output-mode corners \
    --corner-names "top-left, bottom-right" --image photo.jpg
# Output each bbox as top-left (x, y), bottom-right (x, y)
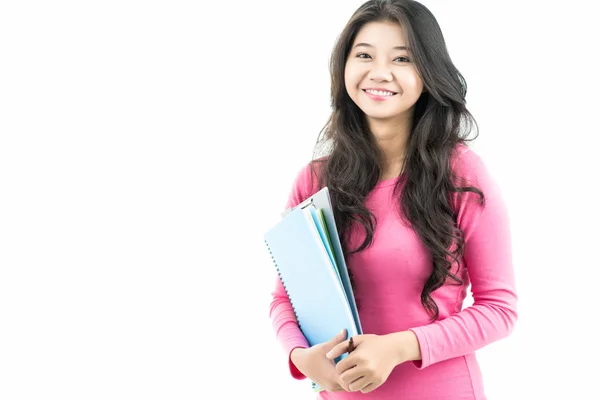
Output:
top-left (387, 331), bottom-right (422, 365)
top-left (290, 347), bottom-right (306, 366)
top-left (289, 346), bottom-right (308, 380)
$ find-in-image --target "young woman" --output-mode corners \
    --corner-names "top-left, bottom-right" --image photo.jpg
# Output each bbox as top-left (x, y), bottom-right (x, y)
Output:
top-left (268, 1), bottom-right (518, 398)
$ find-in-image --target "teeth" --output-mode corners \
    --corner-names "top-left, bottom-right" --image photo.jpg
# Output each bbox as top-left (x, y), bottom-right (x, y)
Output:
top-left (365, 89), bottom-right (395, 96)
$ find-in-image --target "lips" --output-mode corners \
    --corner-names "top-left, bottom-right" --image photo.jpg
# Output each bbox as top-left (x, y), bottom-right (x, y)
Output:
top-left (362, 88), bottom-right (397, 96)
top-left (362, 89), bottom-right (397, 101)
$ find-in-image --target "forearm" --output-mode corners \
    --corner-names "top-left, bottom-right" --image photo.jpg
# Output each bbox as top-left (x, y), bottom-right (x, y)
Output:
top-left (409, 298), bottom-right (517, 368)
top-left (270, 296), bottom-right (309, 354)
top-left (270, 278), bottom-right (309, 379)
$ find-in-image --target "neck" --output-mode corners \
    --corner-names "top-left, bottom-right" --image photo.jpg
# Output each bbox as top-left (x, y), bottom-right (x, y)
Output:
top-left (367, 116), bottom-right (412, 178)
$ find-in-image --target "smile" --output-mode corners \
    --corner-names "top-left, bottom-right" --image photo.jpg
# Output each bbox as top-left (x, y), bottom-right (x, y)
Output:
top-left (362, 89), bottom-right (397, 101)
top-left (363, 89), bottom-right (397, 96)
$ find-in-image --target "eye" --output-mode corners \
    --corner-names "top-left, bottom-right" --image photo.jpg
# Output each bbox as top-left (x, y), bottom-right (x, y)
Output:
top-left (356, 53), bottom-right (372, 59)
top-left (394, 56), bottom-right (411, 63)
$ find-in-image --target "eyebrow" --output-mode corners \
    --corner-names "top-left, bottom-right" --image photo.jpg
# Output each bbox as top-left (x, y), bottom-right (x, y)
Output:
top-left (353, 42), bottom-right (409, 51)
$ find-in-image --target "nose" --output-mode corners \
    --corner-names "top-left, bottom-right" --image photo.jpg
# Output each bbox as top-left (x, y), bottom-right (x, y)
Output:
top-left (369, 60), bottom-right (393, 82)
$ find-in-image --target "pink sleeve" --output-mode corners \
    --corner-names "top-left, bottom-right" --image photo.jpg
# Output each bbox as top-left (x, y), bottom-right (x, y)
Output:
top-left (269, 277), bottom-right (310, 379)
top-left (409, 149), bottom-right (518, 369)
top-left (268, 162), bottom-right (320, 379)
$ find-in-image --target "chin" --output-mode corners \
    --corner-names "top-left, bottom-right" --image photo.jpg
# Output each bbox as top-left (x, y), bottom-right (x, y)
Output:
top-left (362, 104), bottom-right (414, 120)
top-left (362, 109), bottom-right (403, 120)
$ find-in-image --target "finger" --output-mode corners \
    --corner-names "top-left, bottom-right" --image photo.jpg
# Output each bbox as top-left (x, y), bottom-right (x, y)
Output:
top-left (360, 383), bottom-right (376, 394)
top-left (315, 380), bottom-right (337, 393)
top-left (323, 379), bottom-right (345, 392)
top-left (348, 376), bottom-right (371, 392)
top-left (335, 378), bottom-right (350, 392)
top-left (340, 365), bottom-right (365, 386)
top-left (326, 339), bottom-right (351, 360)
top-left (335, 352), bottom-right (357, 373)
top-left (325, 329), bottom-right (347, 348)
top-left (327, 372), bottom-right (348, 392)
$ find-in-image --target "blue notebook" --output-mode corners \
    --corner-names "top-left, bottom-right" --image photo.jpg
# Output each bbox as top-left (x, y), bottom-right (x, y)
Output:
top-left (288, 187), bottom-right (362, 335)
top-left (264, 204), bottom-right (360, 348)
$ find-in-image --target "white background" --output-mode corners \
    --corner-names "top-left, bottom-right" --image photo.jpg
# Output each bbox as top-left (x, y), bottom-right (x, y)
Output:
top-left (1, 0), bottom-right (599, 399)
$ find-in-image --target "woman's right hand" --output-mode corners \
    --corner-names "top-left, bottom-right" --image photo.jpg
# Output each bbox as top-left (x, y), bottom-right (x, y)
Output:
top-left (290, 329), bottom-right (349, 392)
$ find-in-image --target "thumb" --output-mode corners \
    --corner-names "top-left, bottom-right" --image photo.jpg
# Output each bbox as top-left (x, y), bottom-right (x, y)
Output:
top-left (326, 329), bottom-right (347, 348)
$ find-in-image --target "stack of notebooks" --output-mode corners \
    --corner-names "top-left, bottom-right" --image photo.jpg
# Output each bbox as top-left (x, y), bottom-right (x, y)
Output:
top-left (264, 187), bottom-right (362, 392)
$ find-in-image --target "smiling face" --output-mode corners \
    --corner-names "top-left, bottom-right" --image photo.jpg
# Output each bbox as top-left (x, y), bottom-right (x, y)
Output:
top-left (344, 21), bottom-right (424, 126)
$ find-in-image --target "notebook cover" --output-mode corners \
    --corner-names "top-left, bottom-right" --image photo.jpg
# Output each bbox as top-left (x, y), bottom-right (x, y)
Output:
top-left (264, 205), bottom-right (359, 348)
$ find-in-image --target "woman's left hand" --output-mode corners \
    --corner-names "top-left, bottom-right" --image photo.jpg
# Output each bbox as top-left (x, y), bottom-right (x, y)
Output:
top-left (325, 331), bottom-right (421, 393)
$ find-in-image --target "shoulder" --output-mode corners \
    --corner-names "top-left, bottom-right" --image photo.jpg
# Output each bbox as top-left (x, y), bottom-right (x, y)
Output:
top-left (449, 143), bottom-right (504, 212)
top-left (449, 145), bottom-right (511, 243)
top-left (450, 143), bottom-right (495, 190)
top-left (451, 143), bottom-right (482, 176)
top-left (285, 157), bottom-right (327, 209)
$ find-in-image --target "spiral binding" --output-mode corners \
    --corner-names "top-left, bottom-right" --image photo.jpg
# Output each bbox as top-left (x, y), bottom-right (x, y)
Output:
top-left (265, 238), bottom-right (301, 329)
top-left (266, 238), bottom-right (321, 392)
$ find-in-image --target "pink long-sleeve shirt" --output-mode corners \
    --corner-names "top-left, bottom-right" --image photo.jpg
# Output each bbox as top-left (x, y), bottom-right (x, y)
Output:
top-left (269, 144), bottom-right (518, 399)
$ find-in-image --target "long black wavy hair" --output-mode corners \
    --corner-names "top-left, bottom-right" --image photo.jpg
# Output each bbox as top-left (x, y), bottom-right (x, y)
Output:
top-left (311, 0), bottom-right (484, 321)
